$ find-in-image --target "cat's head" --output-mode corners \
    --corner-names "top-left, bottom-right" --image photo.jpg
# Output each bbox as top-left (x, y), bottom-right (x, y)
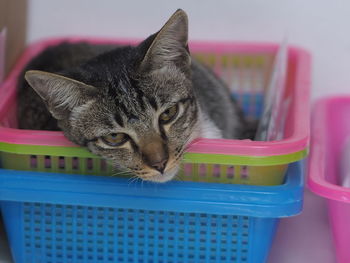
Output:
top-left (25, 9), bottom-right (200, 182)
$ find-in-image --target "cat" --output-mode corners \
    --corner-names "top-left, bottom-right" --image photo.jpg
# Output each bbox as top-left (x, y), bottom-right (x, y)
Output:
top-left (18, 9), bottom-right (247, 183)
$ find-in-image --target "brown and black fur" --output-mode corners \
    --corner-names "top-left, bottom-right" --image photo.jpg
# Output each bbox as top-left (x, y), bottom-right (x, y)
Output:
top-left (18, 10), bottom-right (247, 182)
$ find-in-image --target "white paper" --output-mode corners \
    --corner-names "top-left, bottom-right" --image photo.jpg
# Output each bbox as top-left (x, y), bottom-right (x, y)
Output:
top-left (255, 38), bottom-right (289, 141)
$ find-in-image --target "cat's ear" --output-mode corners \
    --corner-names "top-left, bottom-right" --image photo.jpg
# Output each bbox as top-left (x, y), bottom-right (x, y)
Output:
top-left (25, 70), bottom-right (98, 120)
top-left (140, 9), bottom-right (190, 72)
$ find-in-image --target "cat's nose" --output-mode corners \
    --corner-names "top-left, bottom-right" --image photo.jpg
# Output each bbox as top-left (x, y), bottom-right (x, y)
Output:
top-left (150, 158), bottom-right (168, 173)
top-left (141, 135), bottom-right (169, 174)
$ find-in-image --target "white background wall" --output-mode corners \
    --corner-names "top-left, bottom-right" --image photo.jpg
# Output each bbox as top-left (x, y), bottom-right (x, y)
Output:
top-left (27, 0), bottom-right (350, 100)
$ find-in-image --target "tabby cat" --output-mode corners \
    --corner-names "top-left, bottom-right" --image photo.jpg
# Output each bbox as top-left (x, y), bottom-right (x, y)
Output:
top-left (18, 9), bottom-right (247, 182)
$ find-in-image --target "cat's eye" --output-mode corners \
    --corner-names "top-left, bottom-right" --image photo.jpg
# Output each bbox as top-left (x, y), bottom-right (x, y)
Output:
top-left (101, 133), bottom-right (129, 147)
top-left (159, 104), bottom-right (179, 124)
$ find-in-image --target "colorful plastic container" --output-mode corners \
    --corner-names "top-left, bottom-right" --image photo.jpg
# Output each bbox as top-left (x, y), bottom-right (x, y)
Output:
top-left (308, 96), bottom-right (350, 263)
top-left (0, 38), bottom-right (311, 185)
top-left (0, 161), bottom-right (304, 263)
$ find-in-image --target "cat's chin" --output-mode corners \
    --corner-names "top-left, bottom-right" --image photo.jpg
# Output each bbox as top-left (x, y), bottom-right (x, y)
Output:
top-left (143, 166), bottom-right (179, 183)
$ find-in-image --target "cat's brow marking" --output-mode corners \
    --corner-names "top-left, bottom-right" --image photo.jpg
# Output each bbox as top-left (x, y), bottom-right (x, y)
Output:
top-left (114, 113), bottom-right (124, 127)
top-left (128, 76), bottom-right (147, 111)
top-left (133, 87), bottom-right (146, 111)
top-left (118, 102), bottom-right (129, 117)
top-left (146, 96), bottom-right (158, 110)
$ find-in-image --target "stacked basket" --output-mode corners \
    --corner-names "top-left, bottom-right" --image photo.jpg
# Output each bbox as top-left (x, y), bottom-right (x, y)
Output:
top-left (0, 38), bottom-right (310, 263)
top-left (308, 97), bottom-right (350, 263)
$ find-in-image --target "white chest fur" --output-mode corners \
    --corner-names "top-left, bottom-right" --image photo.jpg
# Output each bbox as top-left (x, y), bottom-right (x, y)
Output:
top-left (199, 112), bottom-right (223, 139)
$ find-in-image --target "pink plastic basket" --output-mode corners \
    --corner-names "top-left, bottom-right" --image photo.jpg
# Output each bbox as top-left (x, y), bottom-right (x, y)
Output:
top-left (308, 96), bottom-right (350, 263)
top-left (0, 37), bottom-right (311, 185)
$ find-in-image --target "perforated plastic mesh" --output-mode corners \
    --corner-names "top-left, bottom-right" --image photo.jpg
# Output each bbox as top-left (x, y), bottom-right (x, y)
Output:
top-left (22, 202), bottom-right (250, 263)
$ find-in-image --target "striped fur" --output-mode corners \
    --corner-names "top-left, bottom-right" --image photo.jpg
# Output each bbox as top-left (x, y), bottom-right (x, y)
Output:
top-left (19, 10), bottom-right (246, 182)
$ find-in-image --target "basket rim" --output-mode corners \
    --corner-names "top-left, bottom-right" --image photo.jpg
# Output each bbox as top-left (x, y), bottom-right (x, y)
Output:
top-left (0, 140), bottom-right (307, 165)
top-left (0, 161), bottom-right (304, 217)
top-left (308, 96), bottom-right (350, 203)
top-left (0, 37), bottom-right (311, 159)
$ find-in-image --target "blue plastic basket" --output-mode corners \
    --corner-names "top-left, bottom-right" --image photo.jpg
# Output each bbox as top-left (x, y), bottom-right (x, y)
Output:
top-left (0, 161), bottom-right (304, 263)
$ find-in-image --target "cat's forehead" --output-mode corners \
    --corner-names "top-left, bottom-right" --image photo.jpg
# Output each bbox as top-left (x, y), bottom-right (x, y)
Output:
top-left (111, 80), bottom-right (181, 119)
top-left (77, 45), bottom-right (191, 119)
top-left (112, 65), bottom-right (189, 99)
top-left (97, 72), bottom-right (188, 129)
top-left (80, 44), bottom-right (190, 94)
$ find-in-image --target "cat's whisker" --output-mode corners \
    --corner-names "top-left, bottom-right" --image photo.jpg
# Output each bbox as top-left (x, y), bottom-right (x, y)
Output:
top-left (111, 171), bottom-right (130, 176)
top-left (128, 175), bottom-right (141, 187)
top-left (127, 174), bottom-right (137, 181)
top-left (174, 175), bottom-right (184, 182)
top-left (111, 170), bottom-right (132, 178)
top-left (176, 166), bottom-right (186, 181)
top-left (132, 178), bottom-right (141, 186)
top-left (174, 168), bottom-right (185, 181)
